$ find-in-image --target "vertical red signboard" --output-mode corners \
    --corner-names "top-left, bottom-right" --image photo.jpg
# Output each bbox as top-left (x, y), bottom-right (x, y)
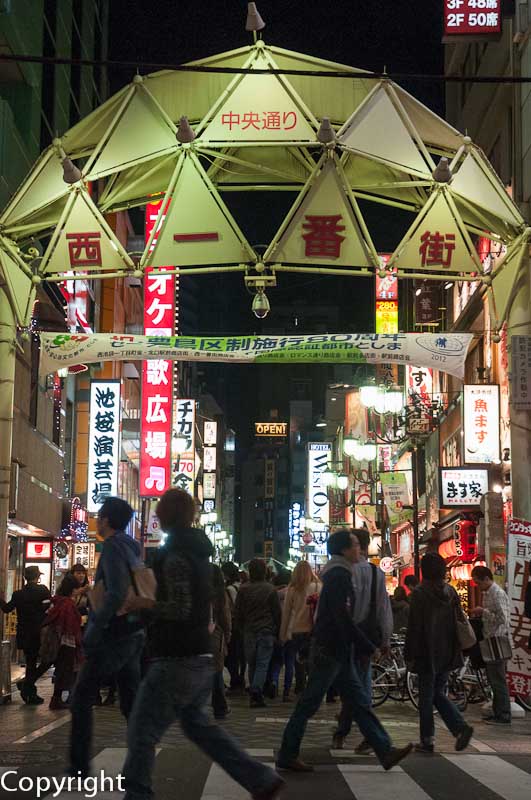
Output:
top-left (140, 201), bottom-right (174, 497)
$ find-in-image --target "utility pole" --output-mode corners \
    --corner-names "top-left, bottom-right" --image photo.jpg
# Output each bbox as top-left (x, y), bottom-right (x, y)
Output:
top-left (409, 443), bottom-right (420, 579)
top-left (0, 285), bottom-right (16, 628)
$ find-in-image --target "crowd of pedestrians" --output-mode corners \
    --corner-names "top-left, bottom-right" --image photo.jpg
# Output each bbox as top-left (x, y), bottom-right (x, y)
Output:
top-left (0, 487), bottom-right (525, 798)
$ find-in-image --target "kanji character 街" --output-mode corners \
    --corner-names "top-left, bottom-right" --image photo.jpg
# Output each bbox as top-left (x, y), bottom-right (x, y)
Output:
top-left (419, 231), bottom-right (456, 268)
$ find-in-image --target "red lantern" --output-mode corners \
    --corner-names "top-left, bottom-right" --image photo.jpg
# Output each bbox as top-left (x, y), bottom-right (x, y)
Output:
top-left (455, 519), bottom-right (477, 563)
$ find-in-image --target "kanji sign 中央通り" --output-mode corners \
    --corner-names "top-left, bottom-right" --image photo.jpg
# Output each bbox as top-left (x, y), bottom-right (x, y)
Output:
top-left (419, 231), bottom-right (456, 268)
top-left (140, 201), bottom-right (175, 499)
top-left (439, 467), bottom-right (488, 508)
top-left (87, 380), bottom-right (121, 512)
top-left (173, 399), bottom-right (195, 494)
top-left (463, 384), bottom-right (500, 464)
top-left (221, 111), bottom-right (297, 131)
top-left (444, 0), bottom-right (501, 37)
top-left (506, 518), bottom-right (531, 700)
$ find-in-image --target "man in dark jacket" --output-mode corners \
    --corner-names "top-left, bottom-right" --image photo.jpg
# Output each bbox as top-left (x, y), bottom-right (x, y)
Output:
top-left (405, 552), bottom-right (473, 753)
top-left (234, 558), bottom-right (281, 707)
top-left (277, 529), bottom-right (412, 773)
top-left (69, 496), bottom-right (145, 778)
top-left (0, 565), bottom-right (51, 704)
top-left (122, 488), bottom-right (283, 800)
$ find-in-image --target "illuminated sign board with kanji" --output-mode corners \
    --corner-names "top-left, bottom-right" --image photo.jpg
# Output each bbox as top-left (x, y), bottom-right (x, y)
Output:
top-left (444, 0), bottom-right (501, 37)
top-left (406, 366), bottom-right (434, 434)
top-left (506, 518), bottom-right (531, 699)
top-left (439, 467), bottom-right (488, 508)
top-left (307, 443), bottom-right (331, 556)
top-left (463, 384), bottom-right (500, 464)
top-left (140, 201), bottom-right (175, 498)
top-left (87, 380), bottom-right (121, 513)
top-left (375, 301), bottom-right (398, 334)
top-left (172, 399), bottom-right (196, 495)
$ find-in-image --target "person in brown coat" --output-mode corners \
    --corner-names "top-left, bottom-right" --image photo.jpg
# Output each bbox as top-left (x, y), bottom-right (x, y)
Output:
top-left (211, 564), bottom-right (232, 719)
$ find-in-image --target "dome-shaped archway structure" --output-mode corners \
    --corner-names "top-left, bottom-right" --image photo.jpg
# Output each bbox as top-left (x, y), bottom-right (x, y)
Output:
top-left (0, 37), bottom-right (527, 331)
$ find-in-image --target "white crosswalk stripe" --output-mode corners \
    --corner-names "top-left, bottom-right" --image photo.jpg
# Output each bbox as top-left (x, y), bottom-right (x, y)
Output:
top-left (443, 754), bottom-right (531, 800)
top-left (339, 764), bottom-right (432, 800)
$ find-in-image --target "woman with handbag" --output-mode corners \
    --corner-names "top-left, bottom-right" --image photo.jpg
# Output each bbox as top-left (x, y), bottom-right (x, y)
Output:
top-left (405, 553), bottom-right (474, 753)
top-left (470, 565), bottom-right (512, 724)
top-left (35, 574), bottom-right (84, 710)
top-left (279, 561), bottom-right (321, 700)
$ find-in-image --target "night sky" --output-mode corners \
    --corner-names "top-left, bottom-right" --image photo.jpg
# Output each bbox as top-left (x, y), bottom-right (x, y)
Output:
top-left (107, 0), bottom-right (446, 440)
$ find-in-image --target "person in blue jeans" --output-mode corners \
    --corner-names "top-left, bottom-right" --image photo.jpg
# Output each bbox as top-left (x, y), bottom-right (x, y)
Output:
top-left (277, 530), bottom-right (413, 773)
top-left (69, 497), bottom-right (145, 778)
top-left (123, 489), bottom-right (283, 800)
top-left (234, 559), bottom-right (281, 708)
top-left (405, 553), bottom-right (474, 753)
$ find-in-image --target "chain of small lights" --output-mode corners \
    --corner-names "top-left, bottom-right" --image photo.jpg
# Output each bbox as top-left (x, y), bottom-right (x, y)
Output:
top-left (58, 497), bottom-right (89, 542)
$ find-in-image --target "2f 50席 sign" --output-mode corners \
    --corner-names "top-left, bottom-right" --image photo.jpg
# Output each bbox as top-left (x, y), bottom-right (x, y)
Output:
top-left (444, 0), bottom-right (501, 37)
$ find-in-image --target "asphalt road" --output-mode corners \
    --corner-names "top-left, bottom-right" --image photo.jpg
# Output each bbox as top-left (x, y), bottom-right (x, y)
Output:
top-left (1, 679), bottom-right (530, 799)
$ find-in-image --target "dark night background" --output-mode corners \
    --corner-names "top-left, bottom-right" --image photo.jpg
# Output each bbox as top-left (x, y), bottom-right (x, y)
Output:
top-left (107, 0), bottom-right (445, 450)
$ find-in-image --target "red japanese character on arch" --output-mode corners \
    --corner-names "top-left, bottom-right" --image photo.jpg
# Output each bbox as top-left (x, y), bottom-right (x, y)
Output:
top-left (419, 231), bottom-right (456, 268)
top-left (302, 215), bottom-right (345, 259)
top-left (66, 232), bottom-right (102, 267)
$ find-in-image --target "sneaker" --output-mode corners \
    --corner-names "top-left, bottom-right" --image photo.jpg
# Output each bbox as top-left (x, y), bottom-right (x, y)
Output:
top-left (484, 717), bottom-right (511, 726)
top-left (455, 724), bottom-right (474, 751)
top-left (380, 743), bottom-right (413, 771)
top-left (276, 758), bottom-right (314, 773)
top-left (332, 734), bottom-right (344, 750)
top-left (354, 739), bottom-right (373, 755)
top-left (414, 743), bottom-right (434, 754)
top-left (251, 775), bottom-right (285, 800)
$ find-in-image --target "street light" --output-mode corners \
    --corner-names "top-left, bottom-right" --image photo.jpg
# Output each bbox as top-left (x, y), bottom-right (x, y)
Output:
top-left (321, 466), bottom-right (337, 488)
top-left (360, 383), bottom-right (379, 408)
top-left (336, 473), bottom-right (349, 491)
top-left (343, 436), bottom-right (376, 461)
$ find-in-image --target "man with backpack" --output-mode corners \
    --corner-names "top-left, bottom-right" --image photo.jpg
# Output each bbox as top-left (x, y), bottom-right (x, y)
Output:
top-left (69, 496), bottom-right (145, 778)
top-left (332, 528), bottom-right (393, 752)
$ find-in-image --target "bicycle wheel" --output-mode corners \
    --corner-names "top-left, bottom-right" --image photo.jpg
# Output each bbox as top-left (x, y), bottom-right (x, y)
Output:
top-left (447, 676), bottom-right (468, 712)
top-left (406, 671), bottom-right (420, 709)
top-left (371, 664), bottom-right (390, 707)
top-left (515, 692), bottom-right (531, 711)
top-left (476, 668), bottom-right (493, 702)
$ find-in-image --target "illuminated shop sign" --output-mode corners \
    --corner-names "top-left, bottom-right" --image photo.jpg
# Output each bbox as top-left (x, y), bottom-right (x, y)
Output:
top-left (87, 380), bottom-right (121, 513)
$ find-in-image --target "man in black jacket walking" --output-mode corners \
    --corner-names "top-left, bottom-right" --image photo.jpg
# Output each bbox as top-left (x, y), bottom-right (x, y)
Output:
top-left (122, 488), bottom-right (283, 800)
top-left (0, 565), bottom-right (51, 704)
top-left (277, 529), bottom-right (412, 773)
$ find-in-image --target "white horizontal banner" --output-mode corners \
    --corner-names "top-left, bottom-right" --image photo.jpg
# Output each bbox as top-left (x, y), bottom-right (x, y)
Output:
top-left (39, 331), bottom-right (473, 379)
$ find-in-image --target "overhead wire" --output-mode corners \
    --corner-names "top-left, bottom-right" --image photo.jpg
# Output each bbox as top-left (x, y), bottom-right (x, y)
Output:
top-left (0, 52), bottom-right (531, 84)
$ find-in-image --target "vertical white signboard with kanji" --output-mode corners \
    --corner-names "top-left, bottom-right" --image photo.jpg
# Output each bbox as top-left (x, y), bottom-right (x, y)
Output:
top-left (463, 385), bottom-right (500, 464)
top-left (172, 399), bottom-right (196, 495)
top-left (87, 380), bottom-right (121, 513)
top-left (506, 518), bottom-right (531, 701)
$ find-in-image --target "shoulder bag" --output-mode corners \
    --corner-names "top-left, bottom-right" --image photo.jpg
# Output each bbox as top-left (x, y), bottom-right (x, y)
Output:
top-left (454, 602), bottom-right (477, 651)
top-left (479, 634), bottom-right (512, 663)
top-left (358, 564), bottom-right (383, 648)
